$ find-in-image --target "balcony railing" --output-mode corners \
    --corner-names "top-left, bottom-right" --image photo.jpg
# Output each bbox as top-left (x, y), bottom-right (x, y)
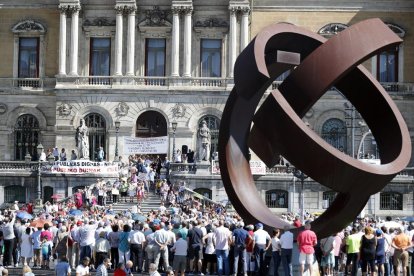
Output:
top-left (0, 78), bottom-right (56, 90)
top-left (55, 76), bottom-right (233, 90)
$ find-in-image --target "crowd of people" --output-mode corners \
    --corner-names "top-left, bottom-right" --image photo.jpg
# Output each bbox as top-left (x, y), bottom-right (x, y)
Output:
top-left (0, 154), bottom-right (413, 276)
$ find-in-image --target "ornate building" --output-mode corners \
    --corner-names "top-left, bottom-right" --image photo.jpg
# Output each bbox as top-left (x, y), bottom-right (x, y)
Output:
top-left (0, 0), bottom-right (413, 217)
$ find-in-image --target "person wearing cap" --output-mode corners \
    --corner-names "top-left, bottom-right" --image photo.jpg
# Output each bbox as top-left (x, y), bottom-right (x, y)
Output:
top-left (280, 225), bottom-right (293, 276)
top-left (296, 220), bottom-right (317, 276)
top-left (252, 222), bottom-right (271, 276)
top-left (391, 227), bottom-right (411, 276)
top-left (94, 231), bottom-right (111, 268)
top-left (95, 258), bottom-right (111, 276)
top-left (375, 229), bottom-right (386, 276)
top-left (232, 220), bottom-right (249, 276)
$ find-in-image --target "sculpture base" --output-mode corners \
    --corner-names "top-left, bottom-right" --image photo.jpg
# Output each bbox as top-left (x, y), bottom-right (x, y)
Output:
top-left (33, 198), bottom-right (43, 214)
top-left (195, 161), bottom-right (211, 175)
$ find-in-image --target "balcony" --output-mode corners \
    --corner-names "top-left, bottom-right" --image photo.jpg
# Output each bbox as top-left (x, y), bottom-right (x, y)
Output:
top-left (0, 78), bottom-right (56, 91)
top-left (55, 76), bottom-right (234, 91)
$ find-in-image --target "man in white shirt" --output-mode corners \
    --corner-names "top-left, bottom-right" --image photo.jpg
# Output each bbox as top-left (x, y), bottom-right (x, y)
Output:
top-left (79, 219), bottom-right (98, 262)
top-left (213, 220), bottom-right (232, 276)
top-left (129, 224), bottom-right (145, 273)
top-left (2, 212), bottom-right (16, 267)
top-left (252, 223), bottom-right (271, 276)
top-left (280, 225), bottom-right (294, 276)
top-left (154, 222), bottom-right (169, 270)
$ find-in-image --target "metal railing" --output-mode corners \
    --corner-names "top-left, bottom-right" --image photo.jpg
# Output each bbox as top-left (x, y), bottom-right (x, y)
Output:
top-left (0, 77), bottom-right (56, 90)
top-left (169, 162), bottom-right (197, 174)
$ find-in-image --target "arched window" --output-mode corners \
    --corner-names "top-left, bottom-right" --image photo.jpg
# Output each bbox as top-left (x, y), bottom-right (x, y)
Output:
top-left (43, 186), bottom-right (53, 204)
top-left (136, 111), bottom-right (167, 138)
top-left (14, 114), bottom-right (40, 160)
top-left (198, 115), bottom-right (220, 158)
top-left (84, 113), bottom-right (106, 161)
top-left (265, 189), bottom-right (288, 208)
top-left (380, 192), bottom-right (402, 210)
top-left (194, 188), bottom-right (212, 200)
top-left (321, 118), bottom-right (347, 152)
top-left (322, 191), bottom-right (337, 209)
top-left (4, 185), bottom-right (26, 203)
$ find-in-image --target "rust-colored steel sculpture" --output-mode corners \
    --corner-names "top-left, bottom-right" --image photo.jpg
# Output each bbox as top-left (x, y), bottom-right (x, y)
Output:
top-left (218, 19), bottom-right (411, 238)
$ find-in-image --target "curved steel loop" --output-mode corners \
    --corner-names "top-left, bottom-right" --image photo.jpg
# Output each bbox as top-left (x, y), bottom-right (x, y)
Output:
top-left (218, 18), bottom-right (411, 238)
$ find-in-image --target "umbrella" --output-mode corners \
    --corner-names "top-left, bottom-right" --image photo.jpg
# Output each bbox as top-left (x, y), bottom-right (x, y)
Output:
top-left (30, 219), bottom-right (51, 228)
top-left (132, 214), bottom-right (147, 222)
top-left (16, 211), bottom-right (33, 220)
top-left (69, 209), bottom-right (83, 216)
top-left (401, 216), bottom-right (414, 223)
top-left (51, 194), bottom-right (62, 199)
top-left (378, 221), bottom-right (403, 229)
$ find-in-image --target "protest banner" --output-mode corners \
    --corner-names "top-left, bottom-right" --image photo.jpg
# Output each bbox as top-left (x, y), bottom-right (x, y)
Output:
top-left (124, 136), bottom-right (168, 155)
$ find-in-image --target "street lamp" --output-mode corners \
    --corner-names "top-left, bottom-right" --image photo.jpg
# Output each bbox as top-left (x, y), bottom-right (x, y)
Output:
top-left (286, 163), bottom-right (308, 222)
top-left (114, 120), bottom-right (121, 161)
top-left (171, 121), bottom-right (177, 162)
top-left (36, 143), bottom-right (44, 209)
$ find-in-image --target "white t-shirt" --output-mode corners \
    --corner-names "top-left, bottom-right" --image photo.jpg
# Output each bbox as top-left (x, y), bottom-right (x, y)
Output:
top-left (214, 226), bottom-right (231, 250)
top-left (76, 264), bottom-right (89, 275)
top-left (254, 229), bottom-right (271, 245)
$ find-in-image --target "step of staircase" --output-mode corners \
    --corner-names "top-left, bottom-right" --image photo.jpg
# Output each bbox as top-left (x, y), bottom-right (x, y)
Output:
top-left (106, 193), bottom-right (161, 214)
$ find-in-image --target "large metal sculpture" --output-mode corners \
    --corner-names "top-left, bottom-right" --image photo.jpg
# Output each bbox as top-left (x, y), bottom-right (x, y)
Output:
top-left (218, 18), bottom-right (411, 238)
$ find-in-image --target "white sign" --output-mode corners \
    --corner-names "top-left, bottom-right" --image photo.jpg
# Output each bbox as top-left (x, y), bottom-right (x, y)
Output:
top-left (211, 160), bottom-right (267, 175)
top-left (124, 136), bottom-right (168, 155)
top-left (42, 161), bottom-right (119, 175)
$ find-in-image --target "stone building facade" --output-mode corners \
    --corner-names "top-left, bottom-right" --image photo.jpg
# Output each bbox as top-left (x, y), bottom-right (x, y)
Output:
top-left (0, 0), bottom-right (413, 218)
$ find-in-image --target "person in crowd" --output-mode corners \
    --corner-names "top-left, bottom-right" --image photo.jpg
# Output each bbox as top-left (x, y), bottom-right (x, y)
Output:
top-left (233, 220), bottom-right (249, 276)
top-left (345, 227), bottom-right (362, 276)
top-left (214, 220), bottom-right (232, 276)
top-left (280, 225), bottom-right (293, 276)
top-left (75, 256), bottom-right (91, 276)
top-left (149, 262), bottom-right (161, 276)
top-left (60, 148), bottom-right (67, 161)
top-left (392, 227), bottom-right (411, 276)
top-left (297, 220), bottom-right (317, 276)
top-left (71, 150), bottom-right (77, 160)
top-left (129, 223), bottom-right (145, 273)
top-left (320, 232), bottom-right (335, 276)
top-left (360, 226), bottom-right (377, 276)
top-left (252, 222), bottom-right (271, 276)
top-left (94, 231), bottom-right (111, 268)
top-left (19, 226), bottom-right (33, 266)
top-left (271, 229), bottom-right (281, 276)
top-left (55, 255), bottom-right (71, 276)
top-left (53, 147), bottom-right (59, 161)
top-left (114, 262), bottom-right (127, 276)
top-left (95, 257), bottom-right (111, 276)
top-left (375, 229), bottom-right (386, 276)
top-left (97, 146), bottom-right (105, 162)
top-left (21, 265), bottom-right (35, 276)
top-left (171, 232), bottom-right (187, 276)
top-left (118, 224), bottom-right (132, 265)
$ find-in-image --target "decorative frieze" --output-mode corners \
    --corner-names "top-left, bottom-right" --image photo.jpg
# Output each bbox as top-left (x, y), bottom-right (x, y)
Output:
top-left (83, 18), bottom-right (116, 27)
top-left (144, 6), bottom-right (170, 26)
top-left (171, 103), bottom-right (187, 118)
top-left (115, 102), bottom-right (130, 117)
top-left (11, 20), bottom-right (46, 33)
top-left (57, 103), bottom-right (73, 117)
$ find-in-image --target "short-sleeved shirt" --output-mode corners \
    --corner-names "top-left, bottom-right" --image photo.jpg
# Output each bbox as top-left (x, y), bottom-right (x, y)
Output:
top-left (55, 261), bottom-right (71, 276)
top-left (393, 233), bottom-right (411, 249)
top-left (187, 227), bottom-right (203, 246)
top-left (346, 233), bottom-right (362, 254)
top-left (233, 228), bottom-right (249, 246)
top-left (253, 229), bottom-right (271, 245)
top-left (76, 264), bottom-right (90, 275)
top-left (40, 230), bottom-right (53, 241)
top-left (297, 229), bottom-right (317, 254)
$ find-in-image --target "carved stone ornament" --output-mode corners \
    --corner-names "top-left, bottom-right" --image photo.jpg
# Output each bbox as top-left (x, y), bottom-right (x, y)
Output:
top-left (194, 18), bottom-right (228, 28)
top-left (318, 23), bottom-right (348, 36)
top-left (115, 102), bottom-right (130, 117)
top-left (0, 103), bottom-right (8, 115)
top-left (57, 103), bottom-right (73, 117)
top-left (12, 20), bottom-right (46, 33)
top-left (83, 17), bottom-right (116, 27)
top-left (144, 6), bottom-right (170, 26)
top-left (171, 103), bottom-right (186, 118)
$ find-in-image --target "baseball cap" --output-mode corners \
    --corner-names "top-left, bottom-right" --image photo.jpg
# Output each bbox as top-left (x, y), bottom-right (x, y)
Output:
top-left (376, 229), bottom-right (383, 236)
top-left (255, 223), bottom-right (263, 228)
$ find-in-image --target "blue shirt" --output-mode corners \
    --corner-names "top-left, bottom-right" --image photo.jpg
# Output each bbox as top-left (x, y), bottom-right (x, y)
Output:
top-left (233, 228), bottom-right (249, 246)
top-left (118, 231), bottom-right (130, 252)
top-left (55, 261), bottom-right (71, 276)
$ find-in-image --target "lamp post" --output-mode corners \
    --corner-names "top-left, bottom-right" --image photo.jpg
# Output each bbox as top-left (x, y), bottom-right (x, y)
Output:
top-left (36, 143), bottom-right (44, 209)
top-left (114, 120), bottom-right (120, 161)
top-left (172, 121), bottom-right (177, 162)
top-left (287, 163), bottom-right (308, 222)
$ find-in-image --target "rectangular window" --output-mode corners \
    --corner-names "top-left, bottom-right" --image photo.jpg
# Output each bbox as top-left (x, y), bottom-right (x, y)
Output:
top-left (18, 37), bottom-right (39, 78)
top-left (90, 38), bottom-right (111, 76)
top-left (377, 48), bottom-right (398, 82)
top-left (145, 38), bottom-right (166, 76)
top-left (201, 39), bottom-right (222, 77)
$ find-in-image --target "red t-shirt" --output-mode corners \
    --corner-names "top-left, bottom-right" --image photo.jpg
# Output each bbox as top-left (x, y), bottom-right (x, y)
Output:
top-left (114, 268), bottom-right (127, 276)
top-left (297, 229), bottom-right (317, 254)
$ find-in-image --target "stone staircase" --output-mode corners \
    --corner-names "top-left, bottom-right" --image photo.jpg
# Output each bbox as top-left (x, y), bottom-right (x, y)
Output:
top-left (108, 193), bottom-right (161, 215)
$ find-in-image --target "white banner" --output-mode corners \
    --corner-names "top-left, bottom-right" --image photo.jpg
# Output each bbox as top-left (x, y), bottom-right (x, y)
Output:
top-left (211, 160), bottom-right (267, 175)
top-left (41, 161), bottom-right (119, 175)
top-left (124, 136), bottom-right (168, 155)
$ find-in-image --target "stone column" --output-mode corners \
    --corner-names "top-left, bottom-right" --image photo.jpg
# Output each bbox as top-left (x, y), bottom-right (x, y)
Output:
top-left (228, 7), bottom-right (237, 77)
top-left (183, 7), bottom-right (193, 77)
top-left (114, 6), bottom-right (124, 76)
top-left (58, 5), bottom-right (67, 76)
top-left (240, 7), bottom-right (250, 51)
top-left (126, 6), bottom-right (136, 76)
top-left (171, 7), bottom-right (180, 77)
top-left (69, 5), bottom-right (80, 76)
